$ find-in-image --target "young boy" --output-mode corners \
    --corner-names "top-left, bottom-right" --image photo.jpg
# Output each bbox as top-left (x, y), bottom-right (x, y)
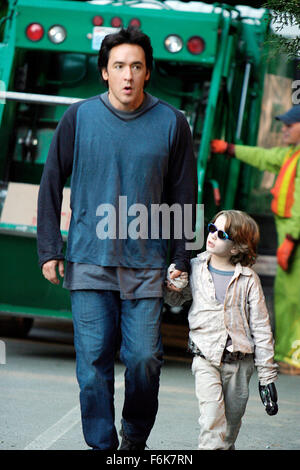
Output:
top-left (165, 210), bottom-right (278, 450)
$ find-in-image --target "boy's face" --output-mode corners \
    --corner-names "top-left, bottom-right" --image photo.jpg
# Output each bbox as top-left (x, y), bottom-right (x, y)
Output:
top-left (206, 215), bottom-right (235, 259)
top-left (101, 43), bottom-right (150, 112)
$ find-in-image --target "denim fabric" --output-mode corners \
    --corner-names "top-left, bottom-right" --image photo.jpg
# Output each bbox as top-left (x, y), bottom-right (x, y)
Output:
top-left (71, 290), bottom-right (164, 450)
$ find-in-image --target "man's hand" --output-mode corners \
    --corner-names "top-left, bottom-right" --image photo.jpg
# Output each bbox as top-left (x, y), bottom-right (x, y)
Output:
top-left (277, 236), bottom-right (295, 271)
top-left (166, 269), bottom-right (188, 292)
top-left (210, 139), bottom-right (229, 154)
top-left (42, 259), bottom-right (65, 285)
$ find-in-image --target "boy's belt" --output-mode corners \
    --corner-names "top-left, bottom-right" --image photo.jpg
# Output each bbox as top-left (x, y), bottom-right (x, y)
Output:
top-left (193, 349), bottom-right (253, 363)
top-left (222, 350), bottom-right (254, 363)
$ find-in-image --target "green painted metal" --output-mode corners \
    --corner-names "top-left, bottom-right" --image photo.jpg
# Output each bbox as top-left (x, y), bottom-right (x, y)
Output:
top-left (0, 0), bottom-right (279, 329)
top-left (196, 14), bottom-right (231, 205)
top-left (0, 303), bottom-right (71, 319)
top-left (0, 230), bottom-right (71, 315)
top-left (15, 0), bottom-right (219, 63)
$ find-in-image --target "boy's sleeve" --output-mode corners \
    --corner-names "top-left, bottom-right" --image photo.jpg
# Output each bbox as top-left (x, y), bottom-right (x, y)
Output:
top-left (163, 285), bottom-right (192, 307)
top-left (248, 272), bottom-right (278, 385)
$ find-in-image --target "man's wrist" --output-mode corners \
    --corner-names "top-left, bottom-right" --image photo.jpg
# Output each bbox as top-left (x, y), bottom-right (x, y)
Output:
top-left (173, 260), bottom-right (189, 273)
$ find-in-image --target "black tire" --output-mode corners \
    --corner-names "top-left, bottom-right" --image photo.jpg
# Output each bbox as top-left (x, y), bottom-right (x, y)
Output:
top-left (0, 316), bottom-right (34, 338)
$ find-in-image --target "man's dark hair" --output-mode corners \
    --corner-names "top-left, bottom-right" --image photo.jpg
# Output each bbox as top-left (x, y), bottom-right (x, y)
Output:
top-left (98, 26), bottom-right (153, 87)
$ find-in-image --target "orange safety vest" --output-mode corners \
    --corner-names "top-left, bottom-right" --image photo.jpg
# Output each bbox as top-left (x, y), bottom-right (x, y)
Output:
top-left (271, 149), bottom-right (300, 218)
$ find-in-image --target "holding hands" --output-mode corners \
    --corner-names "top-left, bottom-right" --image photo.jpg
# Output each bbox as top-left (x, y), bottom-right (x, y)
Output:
top-left (166, 263), bottom-right (188, 292)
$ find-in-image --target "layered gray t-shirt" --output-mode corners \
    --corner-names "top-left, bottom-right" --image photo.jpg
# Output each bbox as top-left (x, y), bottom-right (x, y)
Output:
top-left (63, 92), bottom-right (165, 299)
top-left (208, 264), bottom-right (234, 304)
top-left (208, 264), bottom-right (235, 351)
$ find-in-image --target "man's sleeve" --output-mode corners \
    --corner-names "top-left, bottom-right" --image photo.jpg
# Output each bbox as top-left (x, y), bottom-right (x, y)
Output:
top-left (166, 111), bottom-right (197, 273)
top-left (248, 272), bottom-right (278, 385)
top-left (37, 105), bottom-right (76, 267)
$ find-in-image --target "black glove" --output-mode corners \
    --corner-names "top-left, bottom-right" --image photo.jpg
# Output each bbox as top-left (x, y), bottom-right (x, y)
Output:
top-left (259, 382), bottom-right (278, 416)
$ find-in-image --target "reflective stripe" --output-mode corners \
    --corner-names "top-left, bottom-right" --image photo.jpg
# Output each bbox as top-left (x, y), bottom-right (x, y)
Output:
top-left (271, 149), bottom-right (300, 217)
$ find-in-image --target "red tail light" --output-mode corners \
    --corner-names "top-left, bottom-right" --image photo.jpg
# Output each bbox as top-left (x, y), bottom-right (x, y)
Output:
top-left (129, 18), bottom-right (141, 29)
top-left (111, 17), bottom-right (122, 28)
top-left (26, 23), bottom-right (44, 42)
top-left (187, 36), bottom-right (205, 55)
top-left (92, 16), bottom-right (104, 27)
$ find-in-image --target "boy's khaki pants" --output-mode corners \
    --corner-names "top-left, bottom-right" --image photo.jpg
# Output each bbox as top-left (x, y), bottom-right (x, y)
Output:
top-left (192, 355), bottom-right (254, 450)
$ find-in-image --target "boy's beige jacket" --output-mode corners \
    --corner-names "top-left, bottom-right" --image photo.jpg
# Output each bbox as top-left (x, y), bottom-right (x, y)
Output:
top-left (164, 251), bottom-right (278, 385)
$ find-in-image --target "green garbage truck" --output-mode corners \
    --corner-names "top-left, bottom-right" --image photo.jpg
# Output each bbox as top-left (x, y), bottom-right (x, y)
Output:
top-left (0, 0), bottom-right (292, 338)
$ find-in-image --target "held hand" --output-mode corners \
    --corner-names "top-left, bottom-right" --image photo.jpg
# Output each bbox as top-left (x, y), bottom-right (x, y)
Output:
top-left (166, 270), bottom-right (183, 292)
top-left (276, 236), bottom-right (295, 271)
top-left (42, 259), bottom-right (64, 285)
top-left (166, 269), bottom-right (189, 292)
top-left (259, 382), bottom-right (278, 416)
top-left (210, 139), bottom-right (229, 154)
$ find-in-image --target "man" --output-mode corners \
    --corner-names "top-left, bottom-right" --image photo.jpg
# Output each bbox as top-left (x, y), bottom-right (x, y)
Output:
top-left (211, 105), bottom-right (300, 375)
top-left (37, 27), bottom-right (197, 450)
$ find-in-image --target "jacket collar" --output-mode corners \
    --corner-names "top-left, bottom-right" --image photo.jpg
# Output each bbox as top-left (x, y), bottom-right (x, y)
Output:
top-left (196, 251), bottom-right (252, 277)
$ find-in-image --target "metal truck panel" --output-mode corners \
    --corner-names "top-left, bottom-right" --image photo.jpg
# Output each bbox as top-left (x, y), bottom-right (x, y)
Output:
top-left (15, 0), bottom-right (219, 63)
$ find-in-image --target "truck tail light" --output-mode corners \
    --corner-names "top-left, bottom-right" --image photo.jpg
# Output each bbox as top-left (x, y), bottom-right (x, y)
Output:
top-left (111, 17), bottom-right (122, 28)
top-left (93, 16), bottom-right (104, 26)
top-left (164, 35), bottom-right (183, 53)
top-left (48, 25), bottom-right (67, 44)
top-left (129, 18), bottom-right (141, 29)
top-left (187, 36), bottom-right (205, 54)
top-left (26, 23), bottom-right (44, 42)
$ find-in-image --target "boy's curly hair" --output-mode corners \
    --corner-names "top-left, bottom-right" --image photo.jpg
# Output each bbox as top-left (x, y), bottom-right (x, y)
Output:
top-left (211, 210), bottom-right (260, 267)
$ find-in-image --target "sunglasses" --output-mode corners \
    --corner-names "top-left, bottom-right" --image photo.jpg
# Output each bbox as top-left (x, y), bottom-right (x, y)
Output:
top-left (207, 223), bottom-right (232, 241)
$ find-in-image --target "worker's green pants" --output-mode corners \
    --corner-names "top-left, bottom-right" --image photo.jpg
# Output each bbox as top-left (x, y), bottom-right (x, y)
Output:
top-left (274, 217), bottom-right (300, 369)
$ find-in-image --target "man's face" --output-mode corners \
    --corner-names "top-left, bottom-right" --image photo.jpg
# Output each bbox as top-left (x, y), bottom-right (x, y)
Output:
top-left (102, 43), bottom-right (150, 112)
top-left (282, 122), bottom-right (300, 146)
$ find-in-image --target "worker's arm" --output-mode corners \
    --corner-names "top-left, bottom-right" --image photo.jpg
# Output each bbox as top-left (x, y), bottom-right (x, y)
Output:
top-left (211, 139), bottom-right (288, 173)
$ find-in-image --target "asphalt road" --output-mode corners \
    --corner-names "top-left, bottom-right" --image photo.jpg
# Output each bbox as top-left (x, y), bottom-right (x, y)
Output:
top-left (0, 318), bottom-right (300, 452)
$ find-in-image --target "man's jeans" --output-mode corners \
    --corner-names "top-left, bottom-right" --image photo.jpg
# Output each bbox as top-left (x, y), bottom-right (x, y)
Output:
top-left (71, 290), bottom-right (164, 450)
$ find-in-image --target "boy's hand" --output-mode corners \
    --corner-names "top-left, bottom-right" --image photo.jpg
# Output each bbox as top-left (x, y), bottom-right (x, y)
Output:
top-left (259, 382), bottom-right (278, 416)
top-left (166, 265), bottom-right (188, 292)
top-left (166, 270), bottom-right (183, 292)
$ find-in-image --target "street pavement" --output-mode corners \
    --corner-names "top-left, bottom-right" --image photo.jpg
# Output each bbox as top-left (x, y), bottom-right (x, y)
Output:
top-left (0, 318), bottom-right (299, 453)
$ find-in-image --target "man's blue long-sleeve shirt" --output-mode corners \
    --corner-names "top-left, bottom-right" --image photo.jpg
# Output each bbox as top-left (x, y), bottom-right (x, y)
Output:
top-left (37, 93), bottom-right (197, 272)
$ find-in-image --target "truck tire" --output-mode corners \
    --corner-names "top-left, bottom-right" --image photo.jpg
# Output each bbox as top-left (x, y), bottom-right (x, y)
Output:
top-left (0, 316), bottom-right (34, 338)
